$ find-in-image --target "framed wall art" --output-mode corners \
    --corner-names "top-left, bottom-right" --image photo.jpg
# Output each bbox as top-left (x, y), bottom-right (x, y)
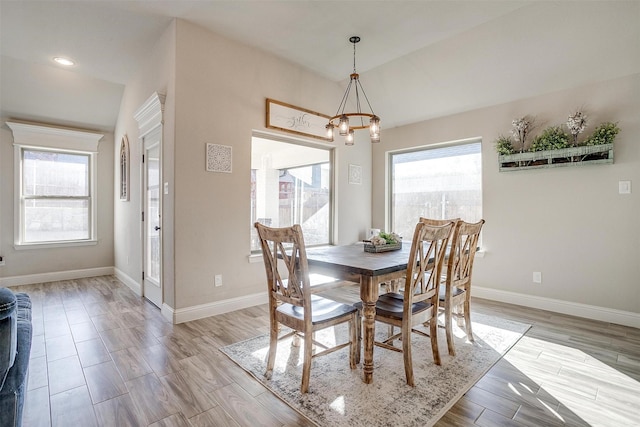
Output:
top-left (119, 135), bottom-right (130, 201)
top-left (206, 143), bottom-right (232, 173)
top-left (266, 98), bottom-right (332, 141)
top-left (348, 164), bottom-right (362, 185)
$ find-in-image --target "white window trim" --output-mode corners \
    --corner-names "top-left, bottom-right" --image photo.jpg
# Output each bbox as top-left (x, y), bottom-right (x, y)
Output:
top-left (6, 122), bottom-right (103, 249)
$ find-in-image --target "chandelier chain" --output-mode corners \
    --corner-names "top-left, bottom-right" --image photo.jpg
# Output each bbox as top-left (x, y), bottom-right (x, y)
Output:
top-left (353, 41), bottom-right (357, 74)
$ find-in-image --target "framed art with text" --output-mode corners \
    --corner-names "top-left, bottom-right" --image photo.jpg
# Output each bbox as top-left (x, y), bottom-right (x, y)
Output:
top-left (266, 98), bottom-right (332, 141)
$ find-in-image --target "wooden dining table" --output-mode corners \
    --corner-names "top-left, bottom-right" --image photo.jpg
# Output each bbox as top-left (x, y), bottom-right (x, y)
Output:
top-left (305, 243), bottom-right (413, 384)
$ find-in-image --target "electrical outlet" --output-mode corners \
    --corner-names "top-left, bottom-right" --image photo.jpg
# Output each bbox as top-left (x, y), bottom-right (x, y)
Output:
top-left (0, 256), bottom-right (5, 266)
top-left (214, 274), bottom-right (223, 287)
top-left (533, 272), bottom-right (542, 284)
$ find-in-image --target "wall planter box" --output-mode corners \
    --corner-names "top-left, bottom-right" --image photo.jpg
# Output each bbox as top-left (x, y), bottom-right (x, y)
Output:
top-left (499, 143), bottom-right (613, 172)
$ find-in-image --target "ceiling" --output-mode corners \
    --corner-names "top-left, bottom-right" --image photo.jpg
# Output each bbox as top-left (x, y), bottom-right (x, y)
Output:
top-left (1, 1), bottom-right (639, 133)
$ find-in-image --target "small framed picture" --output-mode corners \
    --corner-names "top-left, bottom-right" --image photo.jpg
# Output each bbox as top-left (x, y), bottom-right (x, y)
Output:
top-left (206, 143), bottom-right (232, 173)
top-left (349, 164), bottom-right (362, 185)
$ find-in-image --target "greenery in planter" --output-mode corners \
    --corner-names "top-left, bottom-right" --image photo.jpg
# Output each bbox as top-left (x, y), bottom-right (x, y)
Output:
top-left (494, 135), bottom-right (516, 155)
top-left (584, 122), bottom-right (620, 146)
top-left (495, 115), bottom-right (620, 157)
top-left (497, 113), bottom-right (618, 170)
top-left (529, 126), bottom-right (570, 152)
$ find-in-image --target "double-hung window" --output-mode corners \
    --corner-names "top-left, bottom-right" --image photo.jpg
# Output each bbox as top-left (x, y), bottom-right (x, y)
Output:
top-left (7, 122), bottom-right (102, 248)
top-left (389, 139), bottom-right (482, 240)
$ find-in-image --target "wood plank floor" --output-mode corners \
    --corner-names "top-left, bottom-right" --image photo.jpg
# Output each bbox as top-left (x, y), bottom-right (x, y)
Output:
top-left (10, 276), bottom-right (640, 427)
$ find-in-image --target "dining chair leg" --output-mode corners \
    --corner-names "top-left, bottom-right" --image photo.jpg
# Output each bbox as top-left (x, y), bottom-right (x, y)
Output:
top-left (455, 306), bottom-right (464, 328)
top-left (430, 315), bottom-right (441, 366)
top-left (350, 314), bottom-right (358, 368)
top-left (444, 303), bottom-right (456, 356)
top-left (292, 334), bottom-right (299, 347)
top-left (401, 322), bottom-right (415, 387)
top-left (293, 332), bottom-right (318, 350)
top-left (354, 311), bottom-right (362, 364)
top-left (265, 322), bottom-right (279, 379)
top-left (463, 300), bottom-right (474, 342)
top-left (301, 331), bottom-right (313, 393)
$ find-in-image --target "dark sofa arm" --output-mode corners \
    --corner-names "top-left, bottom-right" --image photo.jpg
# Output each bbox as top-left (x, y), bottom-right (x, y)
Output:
top-left (0, 288), bottom-right (18, 389)
top-left (0, 289), bottom-right (32, 427)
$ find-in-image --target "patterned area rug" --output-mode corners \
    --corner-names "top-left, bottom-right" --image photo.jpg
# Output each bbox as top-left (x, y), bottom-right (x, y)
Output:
top-left (221, 313), bottom-right (530, 426)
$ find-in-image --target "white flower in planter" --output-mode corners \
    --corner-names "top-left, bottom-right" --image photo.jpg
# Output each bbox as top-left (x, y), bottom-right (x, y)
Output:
top-left (511, 116), bottom-right (534, 152)
top-left (369, 235), bottom-right (387, 245)
top-left (566, 110), bottom-right (588, 146)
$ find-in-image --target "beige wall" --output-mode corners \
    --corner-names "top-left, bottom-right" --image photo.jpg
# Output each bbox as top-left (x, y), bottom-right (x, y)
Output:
top-left (113, 19), bottom-right (372, 312)
top-left (374, 74), bottom-right (640, 314)
top-left (171, 20), bottom-right (371, 310)
top-left (0, 122), bottom-right (114, 278)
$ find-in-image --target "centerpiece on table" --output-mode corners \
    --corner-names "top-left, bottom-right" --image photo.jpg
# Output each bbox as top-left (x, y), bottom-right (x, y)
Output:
top-left (364, 231), bottom-right (402, 253)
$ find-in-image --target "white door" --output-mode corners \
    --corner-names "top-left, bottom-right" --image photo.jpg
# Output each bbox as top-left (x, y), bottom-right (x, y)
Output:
top-left (143, 126), bottom-right (162, 308)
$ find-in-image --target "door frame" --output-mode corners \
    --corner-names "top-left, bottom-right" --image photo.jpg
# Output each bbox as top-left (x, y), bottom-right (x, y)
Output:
top-left (141, 127), bottom-right (162, 307)
top-left (134, 92), bottom-right (166, 307)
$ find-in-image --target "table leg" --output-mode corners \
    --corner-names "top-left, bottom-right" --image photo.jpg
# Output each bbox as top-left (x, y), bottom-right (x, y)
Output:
top-left (360, 275), bottom-right (378, 384)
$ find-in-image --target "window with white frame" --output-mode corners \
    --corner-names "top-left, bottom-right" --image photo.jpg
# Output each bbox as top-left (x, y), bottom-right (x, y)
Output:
top-left (250, 134), bottom-right (332, 252)
top-left (389, 140), bottom-right (482, 240)
top-left (7, 122), bottom-right (102, 247)
top-left (21, 148), bottom-right (92, 243)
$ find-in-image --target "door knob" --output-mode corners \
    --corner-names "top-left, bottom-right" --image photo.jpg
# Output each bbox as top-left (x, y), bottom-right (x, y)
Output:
top-left (154, 226), bottom-right (161, 231)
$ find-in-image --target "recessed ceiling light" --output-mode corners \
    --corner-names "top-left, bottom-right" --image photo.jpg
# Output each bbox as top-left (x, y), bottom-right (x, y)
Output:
top-left (53, 57), bottom-right (75, 66)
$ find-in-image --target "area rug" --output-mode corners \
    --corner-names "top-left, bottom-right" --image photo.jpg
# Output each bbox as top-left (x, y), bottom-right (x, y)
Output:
top-left (221, 313), bottom-right (530, 427)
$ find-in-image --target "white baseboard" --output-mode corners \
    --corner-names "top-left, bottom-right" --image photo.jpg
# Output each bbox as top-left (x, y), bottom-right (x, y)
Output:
top-left (113, 268), bottom-right (142, 296)
top-left (0, 266), bottom-right (114, 287)
top-left (474, 286), bottom-right (640, 329)
top-left (168, 292), bottom-right (268, 324)
top-left (161, 303), bottom-right (175, 323)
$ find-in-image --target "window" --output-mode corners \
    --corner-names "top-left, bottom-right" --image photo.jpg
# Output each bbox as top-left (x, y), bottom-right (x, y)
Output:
top-left (21, 149), bottom-right (91, 243)
top-left (389, 140), bottom-right (482, 240)
top-left (251, 134), bottom-right (332, 252)
top-left (7, 122), bottom-right (102, 248)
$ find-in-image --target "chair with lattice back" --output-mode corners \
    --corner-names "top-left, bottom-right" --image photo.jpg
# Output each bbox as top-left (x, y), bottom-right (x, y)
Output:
top-left (356, 221), bottom-right (455, 386)
top-left (437, 219), bottom-right (484, 356)
top-left (254, 222), bottom-right (359, 393)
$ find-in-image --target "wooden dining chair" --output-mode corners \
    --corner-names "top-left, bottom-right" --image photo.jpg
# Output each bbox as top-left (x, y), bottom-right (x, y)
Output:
top-left (419, 217), bottom-right (461, 228)
top-left (381, 218), bottom-right (459, 296)
top-left (356, 221), bottom-right (455, 386)
top-left (254, 222), bottom-right (359, 393)
top-left (438, 219), bottom-right (485, 356)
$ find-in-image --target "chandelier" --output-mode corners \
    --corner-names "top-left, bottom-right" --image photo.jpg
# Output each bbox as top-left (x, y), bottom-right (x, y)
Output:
top-left (326, 36), bottom-right (380, 145)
